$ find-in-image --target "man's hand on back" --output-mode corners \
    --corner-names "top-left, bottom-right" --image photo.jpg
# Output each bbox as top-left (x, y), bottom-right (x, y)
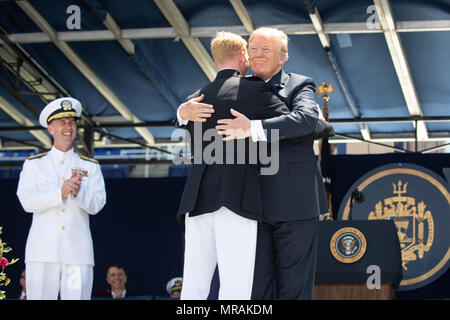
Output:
top-left (216, 108), bottom-right (251, 141)
top-left (179, 94), bottom-right (215, 122)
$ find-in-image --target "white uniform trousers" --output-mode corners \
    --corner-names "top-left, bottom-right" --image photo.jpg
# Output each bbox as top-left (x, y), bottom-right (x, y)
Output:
top-left (26, 262), bottom-right (93, 300)
top-left (181, 206), bottom-right (257, 300)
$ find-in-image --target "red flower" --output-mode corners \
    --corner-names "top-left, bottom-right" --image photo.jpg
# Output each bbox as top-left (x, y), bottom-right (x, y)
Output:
top-left (0, 257), bottom-right (8, 268)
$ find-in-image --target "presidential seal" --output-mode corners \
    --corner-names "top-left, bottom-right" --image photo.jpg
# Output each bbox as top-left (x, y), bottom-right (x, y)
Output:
top-left (330, 227), bottom-right (367, 263)
top-left (338, 163), bottom-right (450, 291)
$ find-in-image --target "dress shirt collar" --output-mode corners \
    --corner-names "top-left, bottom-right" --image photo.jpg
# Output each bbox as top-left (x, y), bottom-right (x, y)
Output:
top-left (112, 289), bottom-right (126, 298)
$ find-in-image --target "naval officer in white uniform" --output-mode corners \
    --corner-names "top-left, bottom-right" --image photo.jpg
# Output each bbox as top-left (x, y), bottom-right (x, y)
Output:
top-left (17, 97), bottom-right (106, 300)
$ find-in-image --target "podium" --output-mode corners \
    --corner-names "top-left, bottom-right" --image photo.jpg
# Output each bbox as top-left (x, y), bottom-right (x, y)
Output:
top-left (313, 220), bottom-right (403, 300)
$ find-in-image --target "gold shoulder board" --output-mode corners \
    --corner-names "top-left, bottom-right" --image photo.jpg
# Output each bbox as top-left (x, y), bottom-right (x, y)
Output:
top-left (79, 155), bottom-right (99, 164)
top-left (26, 152), bottom-right (47, 160)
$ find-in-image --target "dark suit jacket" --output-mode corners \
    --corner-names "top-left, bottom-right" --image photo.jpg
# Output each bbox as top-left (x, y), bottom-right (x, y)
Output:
top-left (259, 69), bottom-right (329, 222)
top-left (92, 288), bottom-right (134, 299)
top-left (176, 69), bottom-right (290, 224)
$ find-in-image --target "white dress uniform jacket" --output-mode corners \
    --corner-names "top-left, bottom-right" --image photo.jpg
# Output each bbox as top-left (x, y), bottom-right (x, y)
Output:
top-left (17, 147), bottom-right (106, 266)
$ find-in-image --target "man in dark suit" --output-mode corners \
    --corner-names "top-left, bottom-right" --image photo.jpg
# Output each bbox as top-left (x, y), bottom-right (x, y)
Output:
top-left (19, 269), bottom-right (27, 300)
top-left (92, 264), bottom-right (133, 299)
top-left (215, 27), bottom-right (328, 300)
top-left (176, 32), bottom-right (291, 300)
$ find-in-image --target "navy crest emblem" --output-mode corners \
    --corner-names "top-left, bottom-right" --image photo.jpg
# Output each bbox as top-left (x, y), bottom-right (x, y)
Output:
top-left (338, 163), bottom-right (450, 291)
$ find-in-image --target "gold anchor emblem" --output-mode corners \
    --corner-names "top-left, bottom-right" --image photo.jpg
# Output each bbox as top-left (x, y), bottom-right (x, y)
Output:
top-left (368, 180), bottom-right (434, 270)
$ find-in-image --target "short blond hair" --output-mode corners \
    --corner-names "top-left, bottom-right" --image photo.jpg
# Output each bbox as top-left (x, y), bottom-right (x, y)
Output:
top-left (249, 27), bottom-right (289, 60)
top-left (210, 31), bottom-right (247, 65)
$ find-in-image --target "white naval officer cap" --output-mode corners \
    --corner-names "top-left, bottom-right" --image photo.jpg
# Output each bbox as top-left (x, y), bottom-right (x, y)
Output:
top-left (39, 97), bottom-right (82, 128)
top-left (166, 277), bottom-right (183, 294)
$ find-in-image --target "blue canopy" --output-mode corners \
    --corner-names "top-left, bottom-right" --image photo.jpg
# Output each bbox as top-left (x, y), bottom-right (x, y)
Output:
top-left (0, 0), bottom-right (448, 153)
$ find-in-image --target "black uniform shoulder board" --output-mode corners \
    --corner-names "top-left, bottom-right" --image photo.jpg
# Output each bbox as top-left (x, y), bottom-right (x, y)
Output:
top-left (26, 152), bottom-right (47, 160)
top-left (79, 155), bottom-right (99, 164)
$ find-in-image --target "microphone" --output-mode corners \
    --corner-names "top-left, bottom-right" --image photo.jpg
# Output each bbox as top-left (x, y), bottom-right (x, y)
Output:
top-left (352, 189), bottom-right (365, 203)
top-left (349, 189), bottom-right (365, 220)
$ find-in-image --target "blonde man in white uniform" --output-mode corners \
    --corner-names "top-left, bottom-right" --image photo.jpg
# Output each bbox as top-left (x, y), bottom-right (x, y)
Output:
top-left (17, 97), bottom-right (106, 300)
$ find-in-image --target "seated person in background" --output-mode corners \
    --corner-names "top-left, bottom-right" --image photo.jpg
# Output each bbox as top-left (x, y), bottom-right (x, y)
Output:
top-left (19, 269), bottom-right (26, 300)
top-left (166, 277), bottom-right (183, 299)
top-left (93, 264), bottom-right (132, 299)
